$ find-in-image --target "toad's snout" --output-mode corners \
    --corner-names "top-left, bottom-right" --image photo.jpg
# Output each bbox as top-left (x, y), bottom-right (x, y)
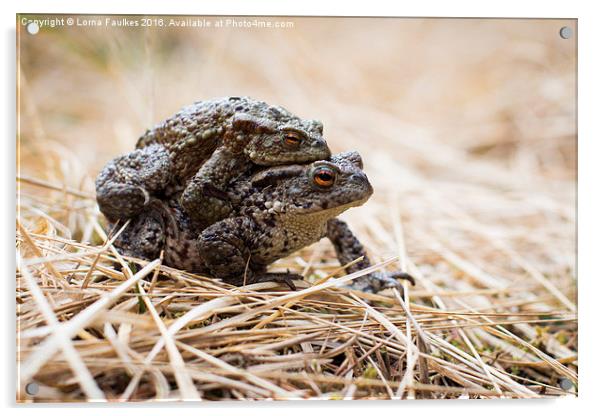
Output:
top-left (349, 172), bottom-right (373, 195)
top-left (311, 138), bottom-right (331, 157)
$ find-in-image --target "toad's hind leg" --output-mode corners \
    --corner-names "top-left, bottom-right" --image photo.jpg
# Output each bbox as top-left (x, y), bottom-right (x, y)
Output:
top-left (113, 207), bottom-right (166, 262)
top-left (196, 217), bottom-right (253, 284)
top-left (326, 218), bottom-right (415, 293)
top-left (197, 216), bottom-right (299, 290)
top-left (96, 143), bottom-right (171, 221)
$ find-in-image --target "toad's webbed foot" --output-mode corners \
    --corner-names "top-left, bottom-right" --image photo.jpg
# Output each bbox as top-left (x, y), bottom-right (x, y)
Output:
top-left (349, 271), bottom-right (415, 294)
top-left (250, 272), bottom-right (300, 290)
top-left (326, 218), bottom-right (416, 294)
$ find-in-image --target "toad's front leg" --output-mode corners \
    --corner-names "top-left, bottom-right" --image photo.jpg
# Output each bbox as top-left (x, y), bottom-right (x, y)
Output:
top-left (326, 218), bottom-right (415, 293)
top-left (197, 216), bottom-right (301, 289)
top-left (96, 143), bottom-right (171, 221)
top-left (180, 148), bottom-right (252, 228)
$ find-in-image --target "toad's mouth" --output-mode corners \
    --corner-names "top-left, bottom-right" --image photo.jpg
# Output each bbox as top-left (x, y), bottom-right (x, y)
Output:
top-left (252, 149), bottom-right (331, 166)
top-left (293, 196), bottom-right (371, 218)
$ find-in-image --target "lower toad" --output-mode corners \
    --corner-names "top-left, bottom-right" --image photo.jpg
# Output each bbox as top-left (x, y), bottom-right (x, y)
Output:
top-left (112, 152), bottom-right (413, 293)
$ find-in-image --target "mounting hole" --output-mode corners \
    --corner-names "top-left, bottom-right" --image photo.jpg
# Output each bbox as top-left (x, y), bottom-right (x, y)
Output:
top-left (26, 22), bottom-right (40, 35)
top-left (25, 382), bottom-right (39, 396)
top-left (559, 378), bottom-right (574, 391)
top-left (559, 26), bottom-right (573, 39)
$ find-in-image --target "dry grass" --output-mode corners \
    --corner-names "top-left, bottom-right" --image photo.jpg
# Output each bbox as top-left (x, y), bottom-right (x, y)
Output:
top-left (17, 16), bottom-right (576, 401)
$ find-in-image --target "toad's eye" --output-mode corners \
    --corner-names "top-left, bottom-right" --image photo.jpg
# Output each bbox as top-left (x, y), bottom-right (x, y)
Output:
top-left (282, 131), bottom-right (303, 148)
top-left (312, 167), bottom-right (336, 188)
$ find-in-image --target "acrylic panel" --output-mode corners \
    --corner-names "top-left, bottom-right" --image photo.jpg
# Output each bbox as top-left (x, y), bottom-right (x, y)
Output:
top-left (16, 15), bottom-right (577, 402)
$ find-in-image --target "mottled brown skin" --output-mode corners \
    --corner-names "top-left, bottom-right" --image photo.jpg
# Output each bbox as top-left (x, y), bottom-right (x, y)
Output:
top-left (95, 143), bottom-right (171, 221)
top-left (113, 152), bottom-right (414, 293)
top-left (96, 96), bottom-right (330, 227)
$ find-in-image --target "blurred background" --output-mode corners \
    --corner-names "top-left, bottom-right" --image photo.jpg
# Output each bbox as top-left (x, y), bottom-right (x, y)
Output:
top-left (18, 17), bottom-right (576, 179)
top-left (17, 16), bottom-right (576, 307)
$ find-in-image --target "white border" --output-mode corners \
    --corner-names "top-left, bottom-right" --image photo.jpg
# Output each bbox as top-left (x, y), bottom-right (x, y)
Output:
top-left (2, 0), bottom-right (585, 18)
top-left (3, 1), bottom-right (600, 415)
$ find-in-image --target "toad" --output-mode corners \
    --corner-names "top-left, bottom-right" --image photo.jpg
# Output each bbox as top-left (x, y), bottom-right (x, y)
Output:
top-left (96, 96), bottom-right (330, 229)
top-left (113, 152), bottom-right (414, 293)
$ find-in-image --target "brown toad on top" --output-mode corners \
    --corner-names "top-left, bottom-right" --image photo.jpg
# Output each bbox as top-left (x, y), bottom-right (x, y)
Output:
top-left (96, 96), bottom-right (330, 228)
top-left (114, 152), bottom-right (414, 293)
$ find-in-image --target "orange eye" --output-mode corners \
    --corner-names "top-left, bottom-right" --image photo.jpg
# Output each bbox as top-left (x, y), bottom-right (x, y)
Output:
top-left (312, 167), bottom-right (336, 188)
top-left (283, 131), bottom-right (303, 148)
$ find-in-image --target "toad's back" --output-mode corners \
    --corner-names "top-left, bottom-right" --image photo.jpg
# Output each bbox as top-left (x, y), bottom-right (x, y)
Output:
top-left (134, 96), bottom-right (303, 181)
